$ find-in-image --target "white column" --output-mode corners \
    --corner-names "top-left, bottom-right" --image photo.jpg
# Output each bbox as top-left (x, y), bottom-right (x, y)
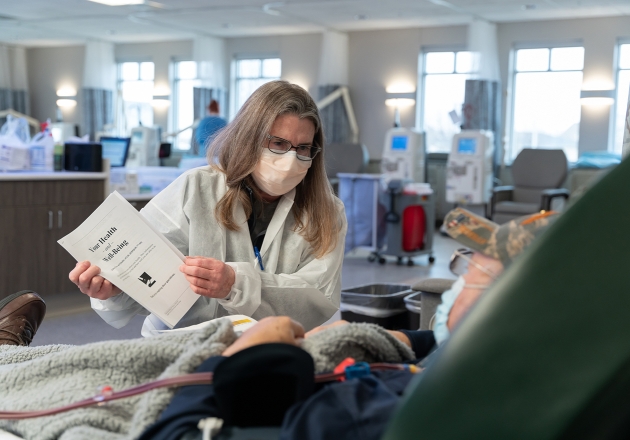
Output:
top-left (193, 36), bottom-right (226, 90)
top-left (83, 41), bottom-right (116, 91)
top-left (468, 19), bottom-right (500, 82)
top-left (317, 31), bottom-right (349, 86)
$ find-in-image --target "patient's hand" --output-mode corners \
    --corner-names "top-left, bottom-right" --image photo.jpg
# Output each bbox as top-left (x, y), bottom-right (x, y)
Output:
top-left (69, 261), bottom-right (122, 300)
top-left (305, 320), bottom-right (350, 337)
top-left (306, 320), bottom-right (412, 348)
top-left (222, 316), bottom-right (305, 357)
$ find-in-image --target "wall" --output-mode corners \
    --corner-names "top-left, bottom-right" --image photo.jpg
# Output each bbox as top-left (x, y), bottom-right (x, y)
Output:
top-left (496, 16), bottom-right (630, 157)
top-left (225, 33), bottom-right (322, 100)
top-left (348, 26), bottom-right (468, 158)
top-left (27, 45), bottom-right (85, 130)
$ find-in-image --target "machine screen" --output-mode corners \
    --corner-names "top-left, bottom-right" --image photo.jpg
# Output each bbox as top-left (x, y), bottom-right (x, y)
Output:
top-left (101, 137), bottom-right (131, 167)
top-left (392, 136), bottom-right (408, 151)
top-left (457, 138), bottom-right (477, 154)
top-left (132, 130), bottom-right (144, 142)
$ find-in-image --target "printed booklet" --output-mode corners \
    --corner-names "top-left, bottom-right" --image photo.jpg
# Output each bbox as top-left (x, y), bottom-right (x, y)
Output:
top-left (58, 191), bottom-right (199, 328)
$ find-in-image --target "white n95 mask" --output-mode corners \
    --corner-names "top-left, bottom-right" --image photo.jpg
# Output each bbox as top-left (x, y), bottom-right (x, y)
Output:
top-left (252, 149), bottom-right (311, 197)
top-left (432, 276), bottom-right (466, 345)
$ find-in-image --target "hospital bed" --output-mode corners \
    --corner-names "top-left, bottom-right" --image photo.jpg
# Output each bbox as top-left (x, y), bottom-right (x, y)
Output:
top-left (3, 157), bottom-right (630, 439)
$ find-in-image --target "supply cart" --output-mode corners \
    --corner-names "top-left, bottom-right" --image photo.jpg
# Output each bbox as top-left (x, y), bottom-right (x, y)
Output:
top-left (373, 179), bottom-right (436, 266)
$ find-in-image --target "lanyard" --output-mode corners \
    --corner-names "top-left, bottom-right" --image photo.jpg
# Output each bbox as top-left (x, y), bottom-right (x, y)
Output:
top-left (245, 185), bottom-right (264, 271)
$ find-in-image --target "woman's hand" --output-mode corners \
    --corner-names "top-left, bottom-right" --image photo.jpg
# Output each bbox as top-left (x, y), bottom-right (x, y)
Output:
top-left (180, 256), bottom-right (235, 299)
top-left (222, 316), bottom-right (305, 356)
top-left (68, 261), bottom-right (122, 300)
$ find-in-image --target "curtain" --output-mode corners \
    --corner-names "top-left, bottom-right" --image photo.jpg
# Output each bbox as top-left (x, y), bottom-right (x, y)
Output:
top-left (82, 41), bottom-right (115, 139)
top-left (0, 45), bottom-right (29, 117)
top-left (622, 83), bottom-right (630, 158)
top-left (0, 91), bottom-right (27, 114)
top-left (318, 85), bottom-right (351, 144)
top-left (82, 88), bottom-right (113, 141)
top-left (192, 87), bottom-right (227, 153)
top-left (317, 31), bottom-right (351, 144)
top-left (462, 79), bottom-right (502, 173)
top-left (193, 87), bottom-right (227, 121)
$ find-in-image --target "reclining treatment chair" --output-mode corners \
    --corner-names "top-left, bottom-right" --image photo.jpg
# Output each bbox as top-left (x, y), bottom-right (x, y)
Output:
top-left (383, 155), bottom-right (630, 439)
top-left (491, 148), bottom-right (569, 224)
top-left (411, 278), bottom-right (454, 330)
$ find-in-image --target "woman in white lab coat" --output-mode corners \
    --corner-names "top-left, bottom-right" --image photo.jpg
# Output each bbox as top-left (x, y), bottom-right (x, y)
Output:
top-left (69, 81), bottom-right (347, 335)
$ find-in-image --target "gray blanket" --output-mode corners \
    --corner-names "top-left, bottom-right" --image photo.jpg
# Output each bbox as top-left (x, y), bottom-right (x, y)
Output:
top-left (0, 320), bottom-right (414, 440)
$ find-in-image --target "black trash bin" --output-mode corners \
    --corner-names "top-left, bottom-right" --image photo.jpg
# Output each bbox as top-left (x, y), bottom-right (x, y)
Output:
top-left (404, 292), bottom-right (422, 331)
top-left (340, 283), bottom-right (418, 330)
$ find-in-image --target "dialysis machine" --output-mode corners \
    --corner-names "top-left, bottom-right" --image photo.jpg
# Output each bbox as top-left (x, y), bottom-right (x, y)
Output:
top-left (374, 127), bottom-right (435, 265)
top-left (446, 130), bottom-right (494, 204)
top-left (381, 127), bottom-right (426, 183)
top-left (126, 126), bottom-right (160, 167)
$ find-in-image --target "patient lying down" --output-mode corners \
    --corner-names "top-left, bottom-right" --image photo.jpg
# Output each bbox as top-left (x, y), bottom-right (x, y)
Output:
top-left (0, 208), bottom-right (556, 440)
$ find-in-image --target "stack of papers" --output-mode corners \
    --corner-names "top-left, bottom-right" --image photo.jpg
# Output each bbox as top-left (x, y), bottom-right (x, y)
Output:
top-left (58, 191), bottom-right (199, 328)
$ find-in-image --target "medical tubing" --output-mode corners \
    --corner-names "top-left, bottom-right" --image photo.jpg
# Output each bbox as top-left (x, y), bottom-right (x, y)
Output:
top-left (0, 363), bottom-right (417, 420)
top-left (314, 362), bottom-right (414, 382)
top-left (0, 372), bottom-right (214, 420)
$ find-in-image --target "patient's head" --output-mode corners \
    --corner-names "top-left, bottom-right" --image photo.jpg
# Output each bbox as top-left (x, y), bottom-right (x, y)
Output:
top-left (444, 208), bottom-right (558, 267)
top-left (436, 208), bottom-right (558, 340)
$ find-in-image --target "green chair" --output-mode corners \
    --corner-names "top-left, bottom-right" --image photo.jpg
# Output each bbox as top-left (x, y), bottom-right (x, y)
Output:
top-left (383, 156), bottom-right (630, 439)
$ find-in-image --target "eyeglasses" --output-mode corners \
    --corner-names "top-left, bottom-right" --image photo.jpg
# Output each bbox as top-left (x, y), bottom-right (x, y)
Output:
top-left (449, 248), bottom-right (498, 279)
top-left (266, 135), bottom-right (321, 161)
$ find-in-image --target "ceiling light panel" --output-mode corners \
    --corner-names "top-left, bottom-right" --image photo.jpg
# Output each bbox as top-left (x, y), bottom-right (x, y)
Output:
top-left (0, 0), bottom-right (630, 45)
top-left (87, 0), bottom-right (146, 5)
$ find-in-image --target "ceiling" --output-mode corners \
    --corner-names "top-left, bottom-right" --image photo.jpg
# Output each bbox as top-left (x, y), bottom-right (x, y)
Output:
top-left (0, 0), bottom-right (628, 47)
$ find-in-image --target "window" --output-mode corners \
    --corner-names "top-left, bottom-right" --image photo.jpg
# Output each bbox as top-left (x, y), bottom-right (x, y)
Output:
top-left (117, 61), bottom-right (154, 133)
top-left (419, 50), bottom-right (474, 153)
top-left (613, 43), bottom-right (630, 154)
top-left (172, 60), bottom-right (200, 151)
top-left (509, 46), bottom-right (584, 163)
top-left (234, 58), bottom-right (281, 113)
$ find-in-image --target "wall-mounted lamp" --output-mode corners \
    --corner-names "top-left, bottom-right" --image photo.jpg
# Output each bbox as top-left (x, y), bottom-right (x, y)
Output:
top-left (151, 94), bottom-right (171, 108)
top-left (56, 87), bottom-right (77, 97)
top-left (152, 85), bottom-right (171, 108)
top-left (385, 92), bottom-right (416, 127)
top-left (56, 98), bottom-right (77, 108)
top-left (580, 89), bottom-right (615, 106)
top-left (56, 87), bottom-right (77, 108)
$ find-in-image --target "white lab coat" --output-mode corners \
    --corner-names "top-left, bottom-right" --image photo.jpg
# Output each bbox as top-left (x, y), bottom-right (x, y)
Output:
top-left (91, 166), bottom-right (347, 334)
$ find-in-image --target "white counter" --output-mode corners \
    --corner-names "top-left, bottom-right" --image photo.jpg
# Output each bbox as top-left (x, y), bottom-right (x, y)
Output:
top-left (0, 171), bottom-right (108, 181)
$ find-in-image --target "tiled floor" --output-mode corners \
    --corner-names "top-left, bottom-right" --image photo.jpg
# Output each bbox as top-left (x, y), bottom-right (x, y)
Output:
top-left (31, 229), bottom-right (459, 346)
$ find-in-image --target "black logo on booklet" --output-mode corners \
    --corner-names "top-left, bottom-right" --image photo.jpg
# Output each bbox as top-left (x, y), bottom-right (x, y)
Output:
top-left (139, 272), bottom-right (157, 287)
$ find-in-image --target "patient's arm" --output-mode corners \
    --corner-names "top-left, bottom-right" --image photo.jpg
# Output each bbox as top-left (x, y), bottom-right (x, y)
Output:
top-left (222, 316), bottom-right (305, 357)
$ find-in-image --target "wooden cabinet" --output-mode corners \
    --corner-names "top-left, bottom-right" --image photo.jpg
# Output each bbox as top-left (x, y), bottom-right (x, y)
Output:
top-left (0, 179), bottom-right (105, 297)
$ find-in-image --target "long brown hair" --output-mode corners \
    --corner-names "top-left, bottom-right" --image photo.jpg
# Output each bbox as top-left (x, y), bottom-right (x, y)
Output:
top-left (207, 80), bottom-right (340, 258)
